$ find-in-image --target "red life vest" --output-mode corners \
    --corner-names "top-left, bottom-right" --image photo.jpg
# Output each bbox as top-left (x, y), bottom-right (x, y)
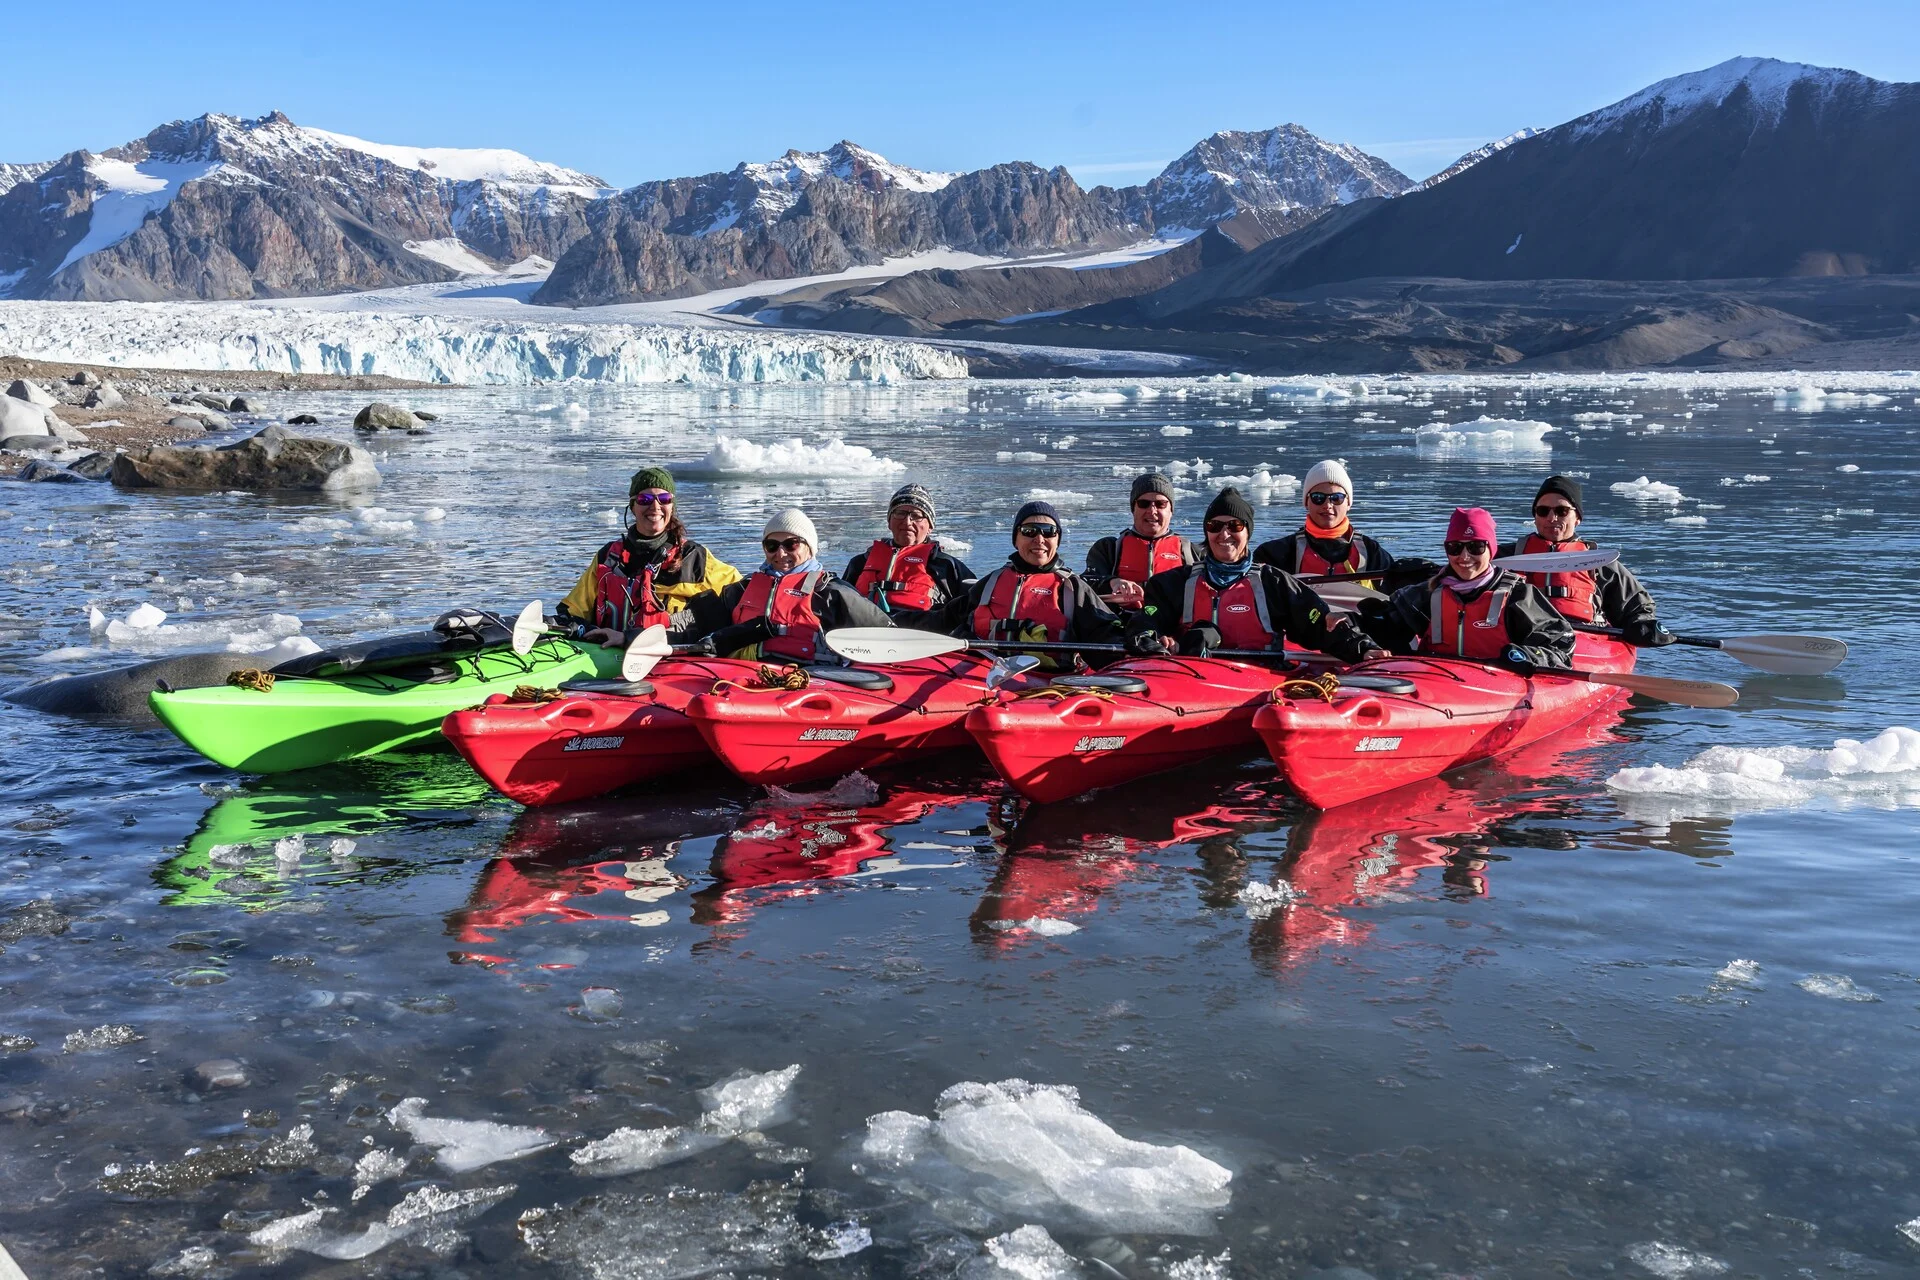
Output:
top-left (1425, 576), bottom-right (1515, 660)
top-left (1292, 531), bottom-right (1365, 577)
top-left (1114, 530), bottom-right (1188, 585)
top-left (852, 539), bottom-right (940, 612)
top-left (732, 570), bottom-right (825, 662)
top-left (1180, 570), bottom-right (1279, 651)
top-left (970, 566), bottom-right (1075, 642)
top-left (590, 539), bottom-right (677, 632)
top-left (1518, 533), bottom-right (1598, 622)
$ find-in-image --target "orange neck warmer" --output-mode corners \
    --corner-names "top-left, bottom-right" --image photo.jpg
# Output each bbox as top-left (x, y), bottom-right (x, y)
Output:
top-left (1304, 517), bottom-right (1351, 541)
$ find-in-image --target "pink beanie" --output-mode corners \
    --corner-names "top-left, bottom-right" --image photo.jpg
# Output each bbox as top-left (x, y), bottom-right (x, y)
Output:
top-left (1446, 506), bottom-right (1496, 544)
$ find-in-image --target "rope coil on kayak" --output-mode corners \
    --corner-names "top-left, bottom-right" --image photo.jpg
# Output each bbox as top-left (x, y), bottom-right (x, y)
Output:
top-left (1273, 672), bottom-right (1341, 705)
top-left (508, 685), bottom-right (565, 703)
top-left (711, 664), bottom-right (812, 695)
top-left (1010, 685), bottom-right (1116, 703)
top-left (224, 668), bottom-right (275, 693)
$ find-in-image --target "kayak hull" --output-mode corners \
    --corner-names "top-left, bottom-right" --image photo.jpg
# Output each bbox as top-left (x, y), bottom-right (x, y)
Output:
top-left (441, 657), bottom-right (759, 806)
top-left (965, 655), bottom-right (1304, 805)
top-left (684, 651), bottom-right (1030, 787)
top-left (1254, 635), bottom-right (1635, 809)
top-left (150, 638), bottom-right (619, 773)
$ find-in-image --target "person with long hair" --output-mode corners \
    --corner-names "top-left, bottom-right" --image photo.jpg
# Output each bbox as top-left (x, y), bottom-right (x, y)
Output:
top-left (556, 466), bottom-right (740, 646)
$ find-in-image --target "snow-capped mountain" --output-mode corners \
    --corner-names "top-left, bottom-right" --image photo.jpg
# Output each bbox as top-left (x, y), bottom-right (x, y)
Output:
top-left (1412, 128), bottom-right (1543, 191)
top-left (1124, 125), bottom-right (1412, 240)
top-left (0, 161), bottom-right (53, 197)
top-left (1211, 57), bottom-right (1920, 291)
top-left (0, 112), bottom-right (610, 301)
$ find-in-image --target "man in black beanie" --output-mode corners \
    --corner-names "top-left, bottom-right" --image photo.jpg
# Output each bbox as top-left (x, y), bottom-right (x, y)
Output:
top-left (1084, 471), bottom-right (1195, 609)
top-left (1498, 474), bottom-right (1672, 646)
top-left (942, 499), bottom-right (1122, 661)
top-left (1124, 487), bottom-right (1385, 662)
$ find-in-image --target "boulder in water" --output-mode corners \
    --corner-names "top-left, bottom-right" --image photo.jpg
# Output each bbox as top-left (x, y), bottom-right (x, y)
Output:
top-left (66, 452), bottom-right (115, 480)
top-left (287, 413), bottom-right (320, 425)
top-left (353, 402), bottom-right (415, 431)
top-left (5, 651), bottom-right (265, 721)
top-left (413, 410), bottom-right (439, 422)
top-left (17, 459), bottom-right (88, 483)
top-left (228, 396), bottom-right (255, 414)
top-left (6, 379), bottom-right (57, 407)
top-left (112, 425), bottom-right (379, 493)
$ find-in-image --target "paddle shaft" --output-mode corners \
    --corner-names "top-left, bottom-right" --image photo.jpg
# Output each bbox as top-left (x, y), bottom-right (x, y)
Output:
top-left (959, 638), bottom-right (1337, 664)
top-left (1576, 622), bottom-right (1721, 649)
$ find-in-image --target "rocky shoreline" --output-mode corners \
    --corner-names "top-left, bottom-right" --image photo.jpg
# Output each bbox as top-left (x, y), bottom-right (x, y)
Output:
top-left (0, 357), bottom-right (439, 479)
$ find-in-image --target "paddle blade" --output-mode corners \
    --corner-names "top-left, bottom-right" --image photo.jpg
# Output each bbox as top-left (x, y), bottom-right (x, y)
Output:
top-left (1314, 581), bottom-right (1388, 612)
top-left (511, 600), bottom-right (545, 655)
top-left (620, 625), bottom-right (671, 681)
top-left (986, 653), bottom-right (1042, 690)
top-left (821, 627), bottom-right (967, 664)
top-left (1582, 670), bottom-right (1740, 709)
top-left (1492, 548), bottom-right (1621, 574)
top-left (1712, 633), bottom-right (1849, 676)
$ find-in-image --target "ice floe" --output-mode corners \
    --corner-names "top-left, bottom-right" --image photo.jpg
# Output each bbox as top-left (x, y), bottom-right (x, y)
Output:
top-left (1411, 417), bottom-right (1553, 453)
top-left (860, 1078), bottom-right (1231, 1234)
top-left (1024, 489), bottom-right (1094, 507)
top-left (1160, 424), bottom-right (1193, 436)
top-left (251, 1184), bottom-right (514, 1261)
top-left (1236, 882), bottom-right (1299, 920)
top-left (1607, 727), bottom-right (1920, 814)
top-left (678, 434), bottom-right (904, 480)
top-left (964, 1225), bottom-right (1082, 1279)
top-left (1795, 974), bottom-right (1879, 1002)
top-left (984, 918), bottom-right (1082, 937)
top-left (1609, 476), bottom-right (1688, 504)
top-left (998, 451), bottom-right (1049, 463)
top-left (520, 1179), bottom-right (862, 1277)
top-left (386, 1097), bottom-right (554, 1172)
top-left (572, 1065), bottom-right (801, 1177)
top-left (1772, 385), bottom-right (1889, 411)
top-left (1626, 1240), bottom-right (1728, 1277)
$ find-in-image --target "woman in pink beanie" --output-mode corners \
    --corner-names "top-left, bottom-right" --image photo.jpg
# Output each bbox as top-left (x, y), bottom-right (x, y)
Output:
top-left (1357, 507), bottom-right (1575, 671)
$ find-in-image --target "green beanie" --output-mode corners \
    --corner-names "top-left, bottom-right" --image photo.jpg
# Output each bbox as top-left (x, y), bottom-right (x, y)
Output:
top-left (628, 466), bottom-right (676, 497)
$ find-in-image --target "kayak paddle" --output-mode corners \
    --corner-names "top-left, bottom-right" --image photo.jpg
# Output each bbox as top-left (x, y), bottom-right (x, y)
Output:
top-left (619, 625), bottom-right (672, 681)
top-left (1576, 624), bottom-right (1847, 676)
top-left (820, 627), bottom-right (1332, 666)
top-left (510, 600), bottom-right (550, 655)
top-left (1550, 667), bottom-right (1739, 709)
top-left (1303, 548), bottom-right (1621, 586)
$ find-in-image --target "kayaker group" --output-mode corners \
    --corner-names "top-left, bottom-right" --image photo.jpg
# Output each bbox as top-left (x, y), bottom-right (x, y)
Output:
top-left (556, 460), bottom-right (1674, 672)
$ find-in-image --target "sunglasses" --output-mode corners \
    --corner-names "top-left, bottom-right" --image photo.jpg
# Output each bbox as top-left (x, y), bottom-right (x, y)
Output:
top-left (1133, 497), bottom-right (1171, 509)
top-left (1533, 504), bottom-right (1576, 518)
top-left (630, 491), bottom-right (674, 507)
top-left (1205, 518), bottom-right (1247, 534)
top-left (762, 536), bottom-right (808, 554)
top-left (1444, 539), bottom-right (1491, 556)
top-left (1307, 491), bottom-right (1349, 506)
top-left (1015, 524), bottom-right (1060, 539)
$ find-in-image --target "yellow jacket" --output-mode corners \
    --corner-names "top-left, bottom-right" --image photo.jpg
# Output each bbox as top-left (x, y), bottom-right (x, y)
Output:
top-left (556, 538), bottom-right (741, 629)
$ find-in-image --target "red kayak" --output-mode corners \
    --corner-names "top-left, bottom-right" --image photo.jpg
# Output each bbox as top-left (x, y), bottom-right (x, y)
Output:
top-left (1253, 633), bottom-right (1635, 809)
top-left (683, 650), bottom-right (1044, 787)
top-left (963, 654), bottom-right (1314, 805)
top-left (440, 657), bottom-right (762, 806)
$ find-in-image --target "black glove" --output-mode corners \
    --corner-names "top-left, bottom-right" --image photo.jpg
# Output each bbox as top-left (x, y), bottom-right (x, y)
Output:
top-left (679, 638), bottom-right (718, 657)
top-left (1126, 629), bottom-right (1170, 656)
top-left (705, 617), bottom-right (773, 656)
top-left (1501, 645), bottom-right (1537, 676)
top-left (1177, 624), bottom-right (1223, 657)
top-left (1621, 619), bottom-right (1677, 647)
top-left (1387, 557), bottom-right (1442, 583)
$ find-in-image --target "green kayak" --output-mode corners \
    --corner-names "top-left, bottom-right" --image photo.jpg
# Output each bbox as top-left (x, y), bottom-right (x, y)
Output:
top-left (150, 628), bottom-right (622, 773)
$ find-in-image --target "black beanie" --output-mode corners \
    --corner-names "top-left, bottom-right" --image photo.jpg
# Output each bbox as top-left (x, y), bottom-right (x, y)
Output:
top-left (1012, 499), bottom-right (1063, 543)
top-left (1130, 472), bottom-right (1175, 503)
top-left (1205, 487), bottom-right (1255, 529)
top-left (1534, 475), bottom-right (1584, 516)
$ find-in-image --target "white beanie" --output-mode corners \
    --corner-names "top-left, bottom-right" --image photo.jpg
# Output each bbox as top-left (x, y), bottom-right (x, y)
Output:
top-left (762, 507), bottom-right (819, 548)
top-left (1303, 459), bottom-right (1354, 498)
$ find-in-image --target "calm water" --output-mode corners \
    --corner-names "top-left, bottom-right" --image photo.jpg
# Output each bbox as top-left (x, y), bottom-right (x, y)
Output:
top-left (3, 373), bottom-right (1918, 1279)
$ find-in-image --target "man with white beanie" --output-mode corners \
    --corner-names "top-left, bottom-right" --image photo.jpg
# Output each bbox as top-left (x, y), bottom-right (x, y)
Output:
top-left (668, 507), bottom-right (892, 662)
top-left (1253, 458), bottom-right (1413, 584)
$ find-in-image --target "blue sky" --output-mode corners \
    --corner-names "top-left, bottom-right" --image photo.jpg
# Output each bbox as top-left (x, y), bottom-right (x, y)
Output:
top-left (7, 0), bottom-right (1919, 186)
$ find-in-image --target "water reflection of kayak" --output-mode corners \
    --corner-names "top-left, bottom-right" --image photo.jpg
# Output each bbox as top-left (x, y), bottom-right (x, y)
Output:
top-left (156, 755), bottom-right (497, 907)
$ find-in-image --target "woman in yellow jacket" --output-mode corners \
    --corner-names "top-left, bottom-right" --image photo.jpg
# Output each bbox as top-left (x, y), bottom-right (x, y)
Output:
top-left (555, 466), bottom-right (740, 645)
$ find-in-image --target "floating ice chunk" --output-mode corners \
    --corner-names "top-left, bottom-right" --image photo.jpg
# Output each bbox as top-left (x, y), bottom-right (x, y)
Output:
top-left (1049, 435), bottom-right (1078, 451)
top-left (1235, 419), bottom-right (1294, 431)
top-left (1412, 417), bottom-right (1553, 453)
top-left (273, 834), bottom-right (305, 865)
top-left (699, 1064), bottom-right (802, 1135)
top-left (943, 536), bottom-right (973, 552)
top-left (250, 635), bottom-right (322, 666)
top-left (421, 507), bottom-right (446, 522)
top-left (151, 1244), bottom-right (220, 1277)
top-left (1236, 882), bottom-right (1298, 921)
top-left (87, 606), bottom-right (107, 631)
top-left (283, 516), bottom-right (354, 532)
top-left (1796, 974), bottom-right (1879, 1002)
top-left (289, 1184), bottom-right (516, 1261)
top-left (571, 1124), bottom-right (725, 1176)
top-left (1626, 1241), bottom-right (1728, 1277)
top-left (1774, 386), bottom-right (1889, 411)
top-left (249, 1206), bottom-right (332, 1250)
top-left (1160, 425), bottom-right (1193, 436)
top-left (1572, 411), bottom-right (1641, 422)
top-left (351, 1148), bottom-right (408, 1201)
top-left (1168, 1252), bottom-right (1233, 1280)
top-left (680, 434), bottom-right (904, 480)
top-left (1610, 476), bottom-right (1687, 504)
top-left (63, 1024), bottom-right (142, 1052)
top-left (124, 602), bottom-right (166, 629)
top-left (386, 1097), bottom-right (553, 1172)
top-left (963, 1225), bottom-right (1083, 1279)
top-left (574, 986), bottom-right (624, 1021)
top-left (860, 1078), bottom-right (1231, 1234)
top-left (998, 451), bottom-right (1048, 463)
top-left (1837, 463), bottom-right (1860, 472)
top-left (986, 918), bottom-right (1082, 937)
top-left (1714, 959), bottom-right (1764, 988)
top-left (1607, 727), bottom-right (1920, 815)
top-left (1718, 475), bottom-right (1771, 486)
top-left (1024, 488), bottom-right (1093, 507)
top-left (520, 1181), bottom-right (853, 1276)
top-left (329, 837), bottom-right (357, 858)
top-left (1025, 389), bottom-right (1130, 406)
top-left (1665, 515), bottom-right (1708, 526)
top-left (1900, 1215), bottom-right (1920, 1247)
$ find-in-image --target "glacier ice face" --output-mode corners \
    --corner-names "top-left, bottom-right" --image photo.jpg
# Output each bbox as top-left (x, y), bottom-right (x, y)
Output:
top-left (0, 301), bottom-right (969, 385)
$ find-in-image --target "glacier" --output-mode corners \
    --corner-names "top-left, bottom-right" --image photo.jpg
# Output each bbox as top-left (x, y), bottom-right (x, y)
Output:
top-left (0, 301), bottom-right (969, 385)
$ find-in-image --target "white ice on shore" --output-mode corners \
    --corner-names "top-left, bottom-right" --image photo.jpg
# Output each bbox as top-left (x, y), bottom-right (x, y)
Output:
top-left (860, 1078), bottom-right (1231, 1234)
top-left (1607, 727), bottom-right (1920, 813)
top-left (0, 301), bottom-right (967, 385)
top-left (386, 1097), bottom-right (554, 1172)
top-left (677, 434), bottom-right (905, 480)
top-left (1411, 417), bottom-right (1553, 453)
